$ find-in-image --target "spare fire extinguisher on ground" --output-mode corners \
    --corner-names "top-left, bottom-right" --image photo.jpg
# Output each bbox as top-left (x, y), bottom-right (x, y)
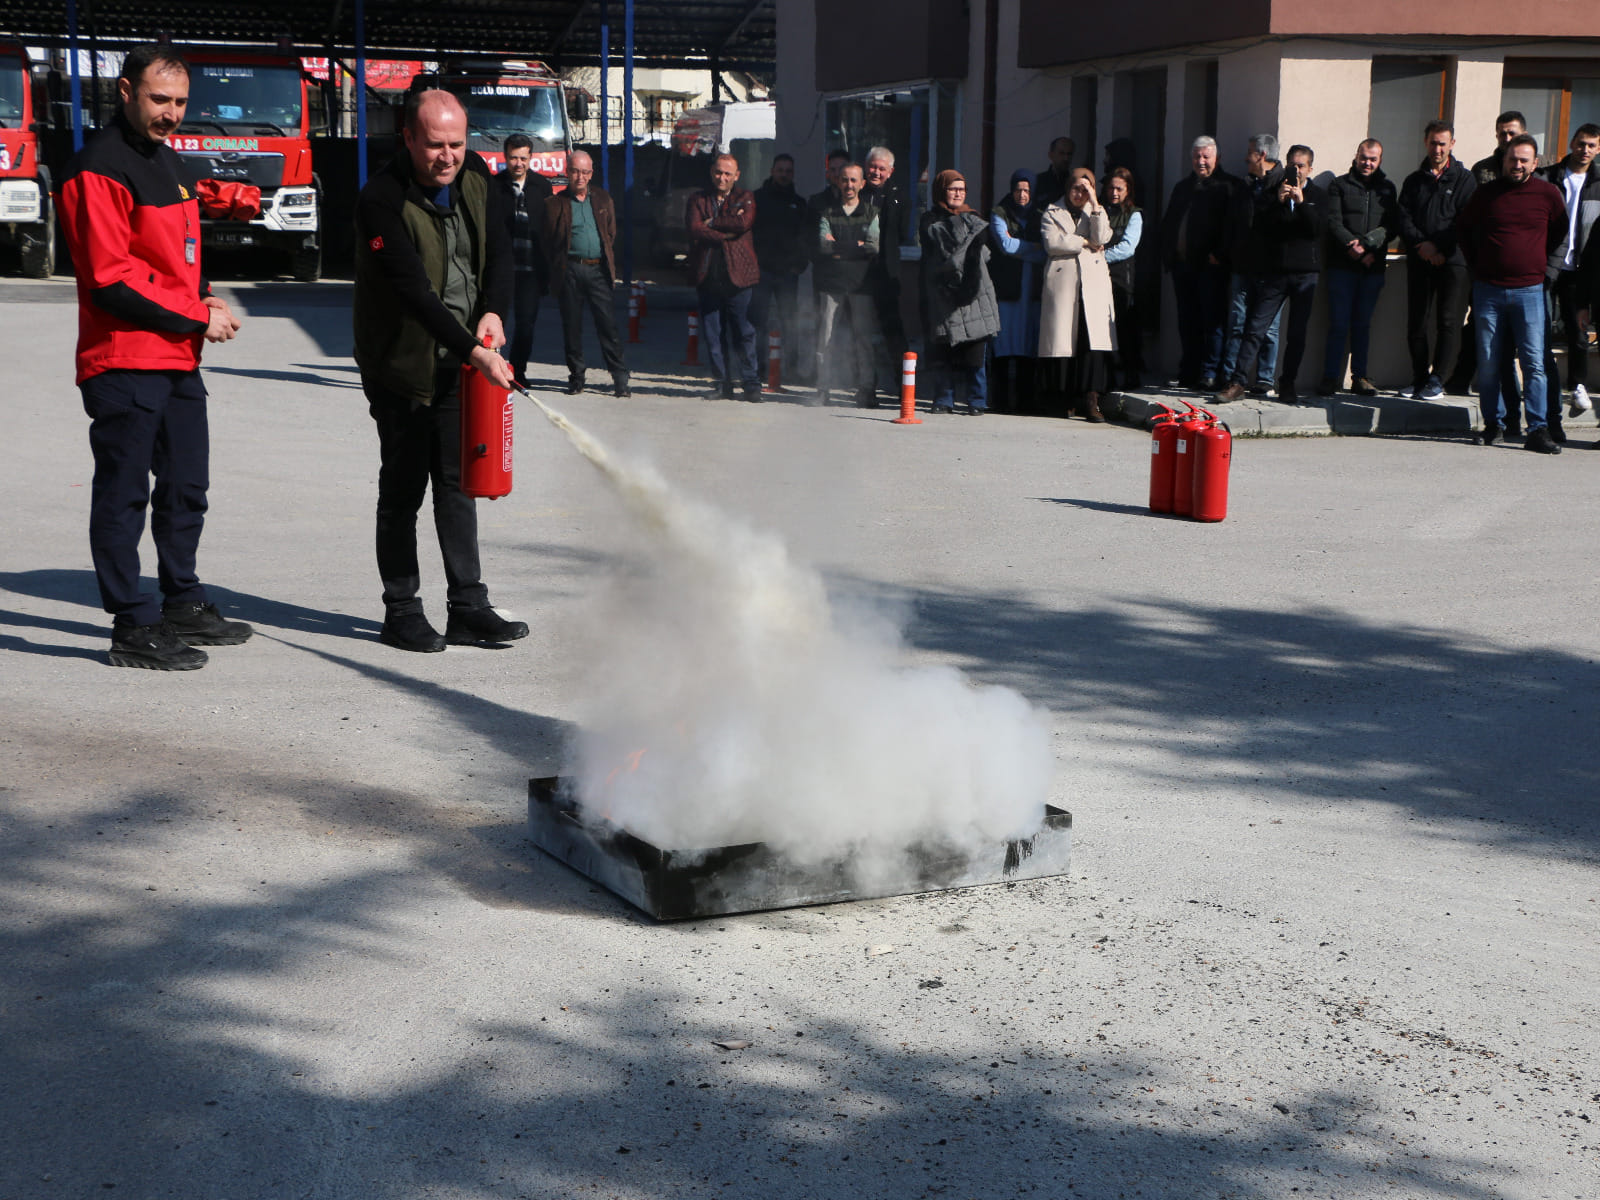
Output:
top-left (1148, 400), bottom-right (1231, 522)
top-left (460, 335), bottom-right (513, 500)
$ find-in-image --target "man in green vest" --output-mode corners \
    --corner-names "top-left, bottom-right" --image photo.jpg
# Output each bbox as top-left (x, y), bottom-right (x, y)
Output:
top-left (354, 88), bottom-right (528, 653)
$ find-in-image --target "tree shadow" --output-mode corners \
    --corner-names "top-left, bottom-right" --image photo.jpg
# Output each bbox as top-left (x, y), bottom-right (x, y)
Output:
top-left (890, 586), bottom-right (1600, 858)
top-left (0, 786), bottom-right (1526, 1200)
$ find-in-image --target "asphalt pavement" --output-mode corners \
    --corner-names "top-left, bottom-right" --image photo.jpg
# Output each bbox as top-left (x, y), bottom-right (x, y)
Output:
top-left (2, 279), bottom-right (1597, 1200)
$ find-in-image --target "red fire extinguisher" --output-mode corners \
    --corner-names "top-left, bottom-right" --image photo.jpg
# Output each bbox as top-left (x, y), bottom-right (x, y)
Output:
top-left (1191, 414), bottom-right (1233, 522)
top-left (1148, 403), bottom-right (1181, 513)
top-left (1171, 402), bottom-right (1211, 518)
top-left (460, 335), bottom-right (513, 500)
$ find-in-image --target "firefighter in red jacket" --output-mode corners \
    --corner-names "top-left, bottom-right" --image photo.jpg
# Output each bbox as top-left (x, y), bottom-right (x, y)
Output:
top-left (59, 44), bottom-right (248, 671)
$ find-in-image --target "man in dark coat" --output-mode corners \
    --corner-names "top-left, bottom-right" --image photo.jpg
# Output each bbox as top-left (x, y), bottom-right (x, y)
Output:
top-left (1217, 144), bottom-right (1324, 403)
top-left (495, 133), bottom-right (553, 388)
top-left (353, 88), bottom-right (525, 653)
top-left (751, 153), bottom-right (810, 383)
top-left (1397, 120), bottom-right (1476, 400)
top-left (1162, 136), bottom-right (1237, 389)
top-left (543, 149), bottom-right (630, 397)
top-left (686, 153), bottom-right (762, 402)
top-left (1218, 134), bottom-right (1286, 395)
top-left (1538, 124), bottom-right (1600, 419)
top-left (1319, 138), bottom-right (1399, 395)
top-left (862, 146), bottom-right (908, 399)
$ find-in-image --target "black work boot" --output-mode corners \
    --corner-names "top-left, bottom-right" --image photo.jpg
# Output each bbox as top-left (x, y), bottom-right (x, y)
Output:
top-left (445, 605), bottom-right (530, 646)
top-left (163, 601), bottom-right (253, 646)
top-left (109, 622), bottom-right (208, 671)
top-left (380, 610), bottom-right (446, 653)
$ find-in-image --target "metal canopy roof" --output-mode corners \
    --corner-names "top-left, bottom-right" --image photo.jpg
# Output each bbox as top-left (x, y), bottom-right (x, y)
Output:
top-left (0, 0), bottom-right (776, 71)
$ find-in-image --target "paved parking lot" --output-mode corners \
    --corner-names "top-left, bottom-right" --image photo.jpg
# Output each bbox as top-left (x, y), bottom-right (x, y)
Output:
top-left (3, 281), bottom-right (1597, 1200)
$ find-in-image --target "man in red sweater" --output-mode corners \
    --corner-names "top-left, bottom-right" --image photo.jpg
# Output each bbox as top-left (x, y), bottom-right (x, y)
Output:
top-left (59, 44), bottom-right (248, 669)
top-left (1457, 134), bottom-right (1569, 453)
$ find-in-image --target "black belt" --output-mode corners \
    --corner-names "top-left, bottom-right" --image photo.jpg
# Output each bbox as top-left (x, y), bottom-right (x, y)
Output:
top-left (569, 256), bottom-right (602, 265)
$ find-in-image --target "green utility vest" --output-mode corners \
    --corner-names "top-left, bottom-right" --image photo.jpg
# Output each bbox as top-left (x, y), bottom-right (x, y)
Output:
top-left (354, 166), bottom-right (490, 407)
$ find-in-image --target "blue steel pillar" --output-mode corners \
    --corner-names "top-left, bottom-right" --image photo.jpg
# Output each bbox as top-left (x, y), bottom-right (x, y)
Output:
top-left (355, 0), bottom-right (368, 187)
top-left (622, 0), bottom-right (634, 284)
top-left (599, 0), bottom-right (609, 191)
top-left (66, 0), bottom-right (83, 150)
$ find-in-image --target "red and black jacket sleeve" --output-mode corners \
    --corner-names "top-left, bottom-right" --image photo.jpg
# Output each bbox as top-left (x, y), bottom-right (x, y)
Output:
top-left (59, 120), bottom-right (210, 382)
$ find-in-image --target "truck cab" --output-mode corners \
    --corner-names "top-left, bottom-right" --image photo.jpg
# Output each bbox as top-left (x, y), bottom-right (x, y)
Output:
top-left (411, 60), bottom-right (573, 185)
top-left (0, 40), bottom-right (57, 278)
top-left (172, 49), bottom-right (323, 280)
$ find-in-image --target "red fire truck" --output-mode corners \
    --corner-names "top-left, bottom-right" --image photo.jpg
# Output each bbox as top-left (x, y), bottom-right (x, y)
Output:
top-left (172, 48), bottom-right (324, 280)
top-left (411, 59), bottom-right (574, 183)
top-left (0, 40), bottom-right (57, 277)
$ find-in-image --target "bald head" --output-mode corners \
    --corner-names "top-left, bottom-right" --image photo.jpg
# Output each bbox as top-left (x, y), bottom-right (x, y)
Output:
top-left (567, 149), bottom-right (594, 197)
top-left (404, 89), bottom-right (467, 188)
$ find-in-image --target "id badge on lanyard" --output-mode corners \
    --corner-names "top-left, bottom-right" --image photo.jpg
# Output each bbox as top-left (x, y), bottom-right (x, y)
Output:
top-left (185, 236), bottom-right (197, 265)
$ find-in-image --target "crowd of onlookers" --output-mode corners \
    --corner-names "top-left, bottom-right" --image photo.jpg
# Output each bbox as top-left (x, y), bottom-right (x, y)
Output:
top-left (492, 111), bottom-right (1599, 452)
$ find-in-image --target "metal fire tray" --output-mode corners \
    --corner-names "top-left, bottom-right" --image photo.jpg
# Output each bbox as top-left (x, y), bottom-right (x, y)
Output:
top-left (526, 777), bottom-right (1073, 920)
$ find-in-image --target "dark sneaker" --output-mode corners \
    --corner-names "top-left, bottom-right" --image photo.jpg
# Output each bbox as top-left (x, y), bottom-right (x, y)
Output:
top-left (1479, 423), bottom-right (1502, 446)
top-left (613, 375), bottom-right (632, 398)
top-left (445, 606), bottom-right (530, 646)
top-left (380, 611), bottom-right (446, 653)
top-left (1199, 376), bottom-right (1220, 392)
top-left (162, 601), bottom-right (252, 646)
top-left (1419, 375), bottom-right (1445, 399)
top-left (109, 622), bottom-right (208, 671)
top-left (565, 378), bottom-right (585, 396)
top-left (1524, 427), bottom-right (1562, 455)
top-left (743, 384), bottom-right (764, 404)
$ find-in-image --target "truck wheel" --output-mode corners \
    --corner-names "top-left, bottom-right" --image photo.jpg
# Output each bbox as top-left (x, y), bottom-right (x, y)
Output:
top-left (291, 238), bottom-right (321, 283)
top-left (19, 206), bottom-right (56, 280)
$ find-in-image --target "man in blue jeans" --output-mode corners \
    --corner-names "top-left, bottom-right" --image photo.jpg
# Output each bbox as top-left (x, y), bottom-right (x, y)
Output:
top-left (1320, 138), bottom-right (1399, 396)
top-left (1457, 134), bottom-right (1569, 453)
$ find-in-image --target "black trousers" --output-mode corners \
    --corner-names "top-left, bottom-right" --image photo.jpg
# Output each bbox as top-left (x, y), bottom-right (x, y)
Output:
top-left (1405, 258), bottom-right (1470, 386)
top-left (1235, 271), bottom-right (1317, 390)
top-left (505, 269), bottom-right (542, 381)
top-left (79, 369), bottom-right (210, 627)
top-left (557, 259), bottom-right (628, 383)
top-left (366, 365), bottom-right (487, 616)
top-left (1551, 269), bottom-right (1590, 392)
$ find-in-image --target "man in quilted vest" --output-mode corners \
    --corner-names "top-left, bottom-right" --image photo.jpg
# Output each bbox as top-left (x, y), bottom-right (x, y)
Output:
top-left (353, 89), bottom-right (526, 654)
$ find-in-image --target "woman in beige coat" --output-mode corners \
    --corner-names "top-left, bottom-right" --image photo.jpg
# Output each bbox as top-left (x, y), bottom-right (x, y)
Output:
top-left (1039, 168), bottom-right (1118, 420)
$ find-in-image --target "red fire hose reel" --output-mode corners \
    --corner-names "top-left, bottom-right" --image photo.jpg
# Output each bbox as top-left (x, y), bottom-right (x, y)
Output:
top-left (460, 336), bottom-right (514, 500)
top-left (1149, 401), bottom-right (1231, 523)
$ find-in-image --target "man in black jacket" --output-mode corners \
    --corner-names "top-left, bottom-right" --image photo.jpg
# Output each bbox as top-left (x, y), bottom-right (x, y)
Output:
top-left (495, 133), bottom-right (552, 388)
top-left (1218, 134), bottom-right (1285, 396)
top-left (1539, 124), bottom-right (1600, 419)
top-left (353, 88), bottom-right (524, 654)
top-left (1162, 136), bottom-right (1237, 389)
top-left (1397, 120), bottom-right (1476, 400)
top-left (862, 146), bottom-right (907, 398)
top-left (751, 154), bottom-right (810, 383)
top-left (1217, 145), bottom-right (1325, 403)
top-left (1319, 138), bottom-right (1399, 395)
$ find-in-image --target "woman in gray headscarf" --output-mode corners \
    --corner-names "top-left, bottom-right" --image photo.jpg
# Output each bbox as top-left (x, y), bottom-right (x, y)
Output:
top-left (918, 169), bottom-right (1001, 414)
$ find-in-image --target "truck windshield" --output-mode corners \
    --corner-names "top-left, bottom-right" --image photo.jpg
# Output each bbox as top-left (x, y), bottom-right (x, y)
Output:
top-left (184, 64), bottom-right (303, 135)
top-left (446, 81), bottom-right (566, 153)
top-left (0, 56), bottom-right (24, 128)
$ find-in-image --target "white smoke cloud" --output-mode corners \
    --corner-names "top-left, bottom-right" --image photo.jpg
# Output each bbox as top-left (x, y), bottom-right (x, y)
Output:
top-left (535, 399), bottom-right (1055, 877)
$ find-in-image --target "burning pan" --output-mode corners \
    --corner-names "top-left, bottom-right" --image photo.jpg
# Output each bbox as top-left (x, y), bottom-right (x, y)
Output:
top-left (526, 777), bottom-right (1073, 920)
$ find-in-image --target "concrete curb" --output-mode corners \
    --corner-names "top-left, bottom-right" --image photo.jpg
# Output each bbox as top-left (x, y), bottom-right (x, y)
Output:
top-left (1106, 384), bottom-right (1493, 438)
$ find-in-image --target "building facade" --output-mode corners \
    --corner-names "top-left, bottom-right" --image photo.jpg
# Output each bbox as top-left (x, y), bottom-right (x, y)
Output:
top-left (777, 0), bottom-right (1600, 385)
